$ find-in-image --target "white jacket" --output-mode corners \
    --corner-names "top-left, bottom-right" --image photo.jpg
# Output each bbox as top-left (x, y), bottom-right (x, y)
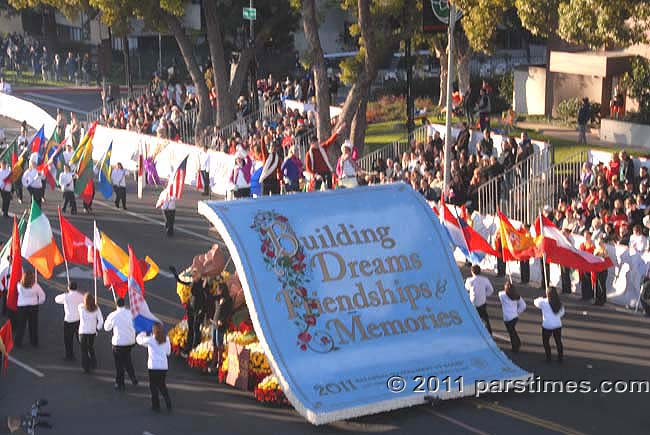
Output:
top-left (104, 307), bottom-right (136, 346)
top-left (534, 297), bottom-right (565, 329)
top-left (17, 283), bottom-right (46, 307)
top-left (136, 333), bottom-right (171, 370)
top-left (498, 291), bottom-right (526, 322)
top-left (54, 290), bottom-right (84, 322)
top-left (78, 305), bottom-right (104, 334)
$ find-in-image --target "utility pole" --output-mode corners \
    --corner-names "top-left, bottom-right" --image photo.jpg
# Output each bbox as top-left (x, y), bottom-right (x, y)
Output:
top-left (443, 2), bottom-right (456, 198)
top-left (248, 0), bottom-right (258, 113)
top-left (405, 37), bottom-right (414, 137)
top-left (158, 33), bottom-right (162, 75)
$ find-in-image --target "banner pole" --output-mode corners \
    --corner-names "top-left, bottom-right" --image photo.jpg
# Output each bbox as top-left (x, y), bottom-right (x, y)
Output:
top-left (111, 286), bottom-right (117, 306)
top-left (93, 220), bottom-right (98, 302)
top-left (58, 208), bottom-right (71, 288)
top-left (539, 209), bottom-right (549, 291)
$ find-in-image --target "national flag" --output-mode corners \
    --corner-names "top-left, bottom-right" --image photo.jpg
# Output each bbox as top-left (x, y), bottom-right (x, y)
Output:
top-left (98, 230), bottom-right (159, 297)
top-left (439, 198), bottom-right (497, 263)
top-left (0, 213), bottom-right (27, 287)
top-left (0, 138), bottom-right (17, 165)
top-left (4, 146), bottom-right (29, 184)
top-left (39, 138), bottom-right (66, 189)
top-left (21, 199), bottom-right (64, 279)
top-left (80, 178), bottom-right (95, 205)
top-left (29, 125), bottom-right (46, 161)
top-left (69, 121), bottom-right (98, 167)
top-left (156, 155), bottom-right (188, 208)
top-left (196, 167), bottom-right (203, 191)
top-left (534, 214), bottom-right (613, 273)
top-left (74, 130), bottom-right (94, 196)
top-left (498, 210), bottom-right (538, 261)
top-left (5, 217), bottom-right (23, 312)
top-left (96, 142), bottom-right (113, 200)
top-left (0, 320), bottom-right (13, 372)
top-left (128, 245), bottom-right (160, 334)
top-left (58, 208), bottom-right (92, 265)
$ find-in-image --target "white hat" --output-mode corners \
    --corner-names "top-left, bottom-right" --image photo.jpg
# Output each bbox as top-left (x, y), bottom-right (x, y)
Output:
top-left (235, 147), bottom-right (247, 160)
top-left (643, 215), bottom-right (650, 230)
top-left (341, 139), bottom-right (352, 153)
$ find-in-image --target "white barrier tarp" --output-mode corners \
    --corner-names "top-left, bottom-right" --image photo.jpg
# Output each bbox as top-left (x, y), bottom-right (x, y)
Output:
top-left (0, 92), bottom-right (57, 137)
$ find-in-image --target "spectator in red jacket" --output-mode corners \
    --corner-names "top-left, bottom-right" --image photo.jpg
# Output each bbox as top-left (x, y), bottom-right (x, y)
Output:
top-left (304, 123), bottom-right (345, 191)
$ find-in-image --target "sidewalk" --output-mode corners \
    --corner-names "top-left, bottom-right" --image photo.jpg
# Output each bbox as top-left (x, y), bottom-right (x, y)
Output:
top-left (516, 120), bottom-right (650, 156)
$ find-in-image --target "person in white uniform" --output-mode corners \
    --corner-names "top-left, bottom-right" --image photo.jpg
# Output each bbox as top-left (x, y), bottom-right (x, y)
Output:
top-left (0, 160), bottom-right (13, 217)
top-left (464, 264), bottom-right (494, 335)
top-left (78, 293), bottom-right (104, 373)
top-left (534, 287), bottom-right (565, 363)
top-left (160, 194), bottom-right (176, 237)
top-left (14, 271), bottom-right (46, 347)
top-left (58, 164), bottom-right (77, 214)
top-left (111, 162), bottom-right (127, 209)
top-left (22, 158), bottom-right (45, 207)
top-left (199, 145), bottom-right (210, 196)
top-left (104, 297), bottom-right (138, 390)
top-left (137, 323), bottom-right (172, 413)
top-left (498, 281), bottom-right (526, 352)
top-left (54, 281), bottom-right (84, 360)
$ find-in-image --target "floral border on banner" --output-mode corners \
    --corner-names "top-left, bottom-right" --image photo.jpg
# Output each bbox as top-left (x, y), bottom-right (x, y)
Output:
top-left (251, 210), bottom-right (336, 353)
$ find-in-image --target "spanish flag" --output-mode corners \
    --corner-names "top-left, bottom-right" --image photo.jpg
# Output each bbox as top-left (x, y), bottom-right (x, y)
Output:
top-left (497, 210), bottom-right (538, 261)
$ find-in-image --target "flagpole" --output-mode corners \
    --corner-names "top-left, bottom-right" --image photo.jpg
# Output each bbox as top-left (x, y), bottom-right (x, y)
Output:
top-left (93, 220), bottom-right (98, 302)
top-left (110, 286), bottom-right (117, 306)
top-left (539, 209), bottom-right (549, 291)
top-left (58, 208), bottom-right (71, 288)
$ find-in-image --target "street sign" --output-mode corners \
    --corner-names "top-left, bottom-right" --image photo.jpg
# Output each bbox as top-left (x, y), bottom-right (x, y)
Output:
top-left (243, 7), bottom-right (257, 20)
top-left (423, 0), bottom-right (462, 33)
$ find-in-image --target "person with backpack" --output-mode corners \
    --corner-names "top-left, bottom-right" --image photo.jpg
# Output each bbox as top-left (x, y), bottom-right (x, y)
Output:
top-left (498, 281), bottom-right (526, 352)
top-left (534, 287), bottom-right (565, 362)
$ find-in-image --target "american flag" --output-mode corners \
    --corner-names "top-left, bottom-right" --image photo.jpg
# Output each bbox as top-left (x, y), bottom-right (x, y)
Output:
top-left (156, 155), bottom-right (189, 208)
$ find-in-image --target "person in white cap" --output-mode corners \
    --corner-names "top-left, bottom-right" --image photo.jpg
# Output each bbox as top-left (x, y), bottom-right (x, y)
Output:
top-left (229, 147), bottom-right (252, 198)
top-left (336, 140), bottom-right (358, 188)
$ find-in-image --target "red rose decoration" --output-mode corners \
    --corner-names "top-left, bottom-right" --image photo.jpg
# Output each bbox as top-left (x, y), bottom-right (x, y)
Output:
top-left (296, 287), bottom-right (307, 297)
top-left (304, 315), bottom-right (316, 326)
top-left (298, 331), bottom-right (312, 343)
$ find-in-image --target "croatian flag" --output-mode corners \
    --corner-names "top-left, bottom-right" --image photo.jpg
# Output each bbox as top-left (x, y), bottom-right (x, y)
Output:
top-left (439, 198), bottom-right (499, 263)
top-left (127, 245), bottom-right (159, 333)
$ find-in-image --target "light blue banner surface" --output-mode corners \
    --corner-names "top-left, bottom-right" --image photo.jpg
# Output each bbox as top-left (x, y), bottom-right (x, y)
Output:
top-left (198, 183), bottom-right (529, 424)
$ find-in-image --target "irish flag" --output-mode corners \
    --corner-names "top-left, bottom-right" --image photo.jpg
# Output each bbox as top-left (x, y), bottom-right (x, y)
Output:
top-left (21, 199), bottom-right (64, 279)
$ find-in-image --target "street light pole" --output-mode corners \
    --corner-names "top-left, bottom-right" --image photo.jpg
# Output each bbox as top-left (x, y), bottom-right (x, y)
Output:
top-left (248, 0), bottom-right (258, 113)
top-left (443, 2), bottom-right (456, 198)
top-left (158, 33), bottom-right (162, 74)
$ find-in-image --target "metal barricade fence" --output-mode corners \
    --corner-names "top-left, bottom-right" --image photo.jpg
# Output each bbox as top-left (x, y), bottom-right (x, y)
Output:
top-left (478, 149), bottom-right (587, 225)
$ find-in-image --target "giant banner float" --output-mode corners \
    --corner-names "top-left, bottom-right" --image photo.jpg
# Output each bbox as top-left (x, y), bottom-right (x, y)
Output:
top-left (198, 184), bottom-right (530, 424)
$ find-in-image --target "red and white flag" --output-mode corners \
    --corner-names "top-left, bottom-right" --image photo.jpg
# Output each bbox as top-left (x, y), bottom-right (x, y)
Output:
top-left (535, 215), bottom-right (613, 273)
top-left (156, 155), bottom-right (188, 208)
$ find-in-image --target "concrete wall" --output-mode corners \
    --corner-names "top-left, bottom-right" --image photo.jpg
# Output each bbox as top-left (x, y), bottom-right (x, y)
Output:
top-left (513, 66), bottom-right (546, 115)
top-left (0, 11), bottom-right (24, 34)
top-left (550, 72), bottom-right (604, 116)
top-left (600, 118), bottom-right (650, 149)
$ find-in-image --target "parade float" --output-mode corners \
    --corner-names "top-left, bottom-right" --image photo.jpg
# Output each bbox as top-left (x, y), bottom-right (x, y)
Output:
top-left (168, 243), bottom-right (288, 405)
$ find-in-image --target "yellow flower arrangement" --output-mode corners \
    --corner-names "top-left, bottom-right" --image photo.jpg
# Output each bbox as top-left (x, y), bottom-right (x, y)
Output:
top-left (226, 330), bottom-right (258, 346)
top-left (168, 320), bottom-right (188, 352)
top-left (176, 268), bottom-right (193, 304)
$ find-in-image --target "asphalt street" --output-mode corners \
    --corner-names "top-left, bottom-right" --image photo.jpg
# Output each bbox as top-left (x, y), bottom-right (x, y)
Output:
top-left (0, 101), bottom-right (648, 435)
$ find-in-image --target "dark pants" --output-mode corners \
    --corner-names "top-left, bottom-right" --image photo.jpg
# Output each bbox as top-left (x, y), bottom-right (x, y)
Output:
top-left (79, 333), bottom-right (97, 372)
top-left (113, 345), bottom-right (137, 386)
top-left (504, 318), bottom-right (521, 352)
top-left (561, 267), bottom-right (572, 294)
top-left (62, 190), bottom-right (77, 213)
top-left (314, 172), bottom-right (332, 191)
top-left (233, 187), bottom-right (251, 198)
top-left (520, 260), bottom-right (530, 283)
top-left (148, 369), bottom-right (172, 411)
top-left (163, 209), bottom-right (175, 236)
top-left (13, 181), bottom-right (22, 202)
top-left (496, 258), bottom-right (506, 277)
top-left (479, 113), bottom-right (490, 132)
top-left (540, 262), bottom-right (551, 290)
top-left (63, 320), bottom-right (79, 358)
top-left (14, 305), bottom-right (39, 346)
top-left (201, 170), bottom-right (210, 195)
top-left (263, 177), bottom-right (280, 196)
top-left (285, 180), bottom-right (299, 193)
top-left (27, 186), bottom-right (43, 207)
top-left (114, 185), bottom-right (126, 208)
top-left (475, 304), bottom-right (492, 335)
top-left (184, 310), bottom-right (199, 352)
top-left (1, 190), bottom-right (11, 216)
top-left (542, 327), bottom-right (563, 361)
top-left (580, 273), bottom-right (593, 300)
top-left (595, 270), bottom-right (608, 305)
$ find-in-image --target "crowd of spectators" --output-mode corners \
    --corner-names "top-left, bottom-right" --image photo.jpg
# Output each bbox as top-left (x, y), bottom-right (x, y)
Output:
top-left (1, 33), bottom-right (94, 84)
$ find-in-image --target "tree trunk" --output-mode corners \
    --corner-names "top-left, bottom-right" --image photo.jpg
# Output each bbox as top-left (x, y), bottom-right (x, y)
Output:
top-left (431, 36), bottom-right (448, 107)
top-left (229, 48), bottom-right (254, 107)
top-left (351, 95), bottom-right (368, 156)
top-left (334, 0), bottom-right (379, 139)
top-left (121, 34), bottom-right (132, 96)
top-left (165, 14), bottom-right (212, 143)
top-left (301, 0), bottom-right (331, 143)
top-left (454, 30), bottom-right (471, 99)
top-left (203, 0), bottom-right (235, 127)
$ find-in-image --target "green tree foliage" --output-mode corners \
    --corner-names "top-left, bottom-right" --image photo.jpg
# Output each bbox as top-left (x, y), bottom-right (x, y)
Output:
top-left (622, 57), bottom-right (650, 123)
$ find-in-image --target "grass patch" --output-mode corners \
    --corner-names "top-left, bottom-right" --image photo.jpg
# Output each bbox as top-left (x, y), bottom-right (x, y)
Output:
top-left (364, 121), bottom-right (406, 153)
top-left (3, 70), bottom-right (72, 88)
